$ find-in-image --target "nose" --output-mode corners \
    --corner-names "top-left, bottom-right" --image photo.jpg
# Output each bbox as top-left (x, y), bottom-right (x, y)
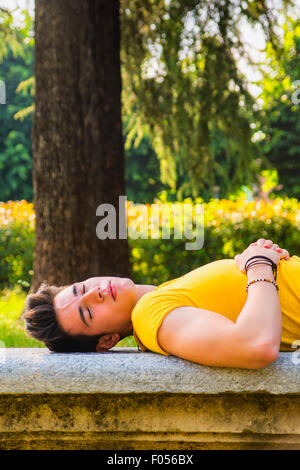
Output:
top-left (82, 286), bottom-right (106, 303)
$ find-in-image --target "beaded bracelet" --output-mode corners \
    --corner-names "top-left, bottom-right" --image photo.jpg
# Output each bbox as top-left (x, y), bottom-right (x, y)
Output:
top-left (246, 278), bottom-right (279, 292)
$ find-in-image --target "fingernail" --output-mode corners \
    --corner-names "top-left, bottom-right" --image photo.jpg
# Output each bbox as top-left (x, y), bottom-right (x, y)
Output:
top-left (276, 248), bottom-right (282, 252)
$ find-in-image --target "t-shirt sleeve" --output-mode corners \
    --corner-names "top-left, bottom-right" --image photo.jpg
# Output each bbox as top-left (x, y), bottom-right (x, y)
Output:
top-left (131, 290), bottom-right (186, 355)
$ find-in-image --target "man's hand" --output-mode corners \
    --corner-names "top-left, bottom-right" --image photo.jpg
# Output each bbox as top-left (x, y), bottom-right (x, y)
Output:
top-left (249, 238), bottom-right (290, 260)
top-left (234, 243), bottom-right (281, 274)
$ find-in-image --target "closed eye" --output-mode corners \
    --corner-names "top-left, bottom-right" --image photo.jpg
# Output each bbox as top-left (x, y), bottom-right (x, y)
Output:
top-left (82, 284), bottom-right (92, 320)
top-left (87, 306), bottom-right (92, 320)
top-left (73, 283), bottom-right (93, 325)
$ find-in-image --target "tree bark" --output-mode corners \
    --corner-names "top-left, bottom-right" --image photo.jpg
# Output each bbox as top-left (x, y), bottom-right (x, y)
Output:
top-left (32, 0), bottom-right (131, 291)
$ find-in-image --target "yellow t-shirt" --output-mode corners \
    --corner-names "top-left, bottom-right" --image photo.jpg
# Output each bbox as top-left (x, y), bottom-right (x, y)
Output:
top-left (131, 255), bottom-right (300, 355)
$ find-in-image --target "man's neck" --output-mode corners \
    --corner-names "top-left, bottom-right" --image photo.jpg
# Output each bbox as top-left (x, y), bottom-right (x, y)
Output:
top-left (135, 283), bottom-right (157, 305)
top-left (124, 284), bottom-right (157, 337)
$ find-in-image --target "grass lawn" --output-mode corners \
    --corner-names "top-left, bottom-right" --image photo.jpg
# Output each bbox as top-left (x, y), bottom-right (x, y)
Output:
top-left (0, 287), bottom-right (137, 349)
top-left (0, 287), bottom-right (44, 348)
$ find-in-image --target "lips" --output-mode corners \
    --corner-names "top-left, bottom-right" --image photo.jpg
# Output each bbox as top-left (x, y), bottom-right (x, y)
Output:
top-left (109, 281), bottom-right (116, 301)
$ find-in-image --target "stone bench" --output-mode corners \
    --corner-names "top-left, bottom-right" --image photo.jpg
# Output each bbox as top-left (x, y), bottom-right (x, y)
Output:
top-left (0, 348), bottom-right (300, 450)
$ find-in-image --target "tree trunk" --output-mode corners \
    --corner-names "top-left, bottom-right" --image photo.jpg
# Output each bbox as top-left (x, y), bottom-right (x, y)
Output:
top-left (32, 0), bottom-right (131, 291)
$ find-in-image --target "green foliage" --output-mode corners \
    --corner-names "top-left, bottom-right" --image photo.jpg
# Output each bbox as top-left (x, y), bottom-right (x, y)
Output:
top-left (120, 0), bottom-right (291, 198)
top-left (259, 18), bottom-right (300, 199)
top-left (0, 52), bottom-right (34, 201)
top-left (116, 336), bottom-right (137, 348)
top-left (1, 4), bottom-right (299, 205)
top-left (125, 133), bottom-right (166, 204)
top-left (0, 200), bottom-right (34, 291)
top-left (0, 8), bottom-right (34, 202)
top-left (0, 286), bottom-right (44, 347)
top-left (128, 197), bottom-right (300, 286)
top-left (0, 7), bottom-right (31, 62)
top-left (0, 129), bottom-right (33, 201)
top-left (1, 196), bottom-right (299, 293)
top-left (0, 220), bottom-right (34, 291)
top-left (124, 116), bottom-right (168, 203)
top-left (262, 100), bottom-right (300, 199)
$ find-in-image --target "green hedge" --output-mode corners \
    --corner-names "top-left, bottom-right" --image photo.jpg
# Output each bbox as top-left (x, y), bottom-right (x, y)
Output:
top-left (128, 197), bottom-right (300, 285)
top-left (0, 201), bottom-right (34, 291)
top-left (1, 198), bottom-right (300, 291)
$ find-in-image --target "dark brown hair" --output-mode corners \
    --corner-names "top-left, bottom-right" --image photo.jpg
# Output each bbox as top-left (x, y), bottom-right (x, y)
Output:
top-left (22, 282), bottom-right (104, 352)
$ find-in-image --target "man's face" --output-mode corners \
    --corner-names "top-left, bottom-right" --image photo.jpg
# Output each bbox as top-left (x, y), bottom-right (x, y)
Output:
top-left (54, 277), bottom-right (137, 337)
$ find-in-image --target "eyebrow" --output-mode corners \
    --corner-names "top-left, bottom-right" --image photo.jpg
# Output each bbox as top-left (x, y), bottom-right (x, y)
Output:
top-left (72, 283), bottom-right (90, 327)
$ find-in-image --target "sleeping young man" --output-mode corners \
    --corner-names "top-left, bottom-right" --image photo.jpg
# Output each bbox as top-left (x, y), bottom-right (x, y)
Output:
top-left (23, 238), bottom-right (300, 369)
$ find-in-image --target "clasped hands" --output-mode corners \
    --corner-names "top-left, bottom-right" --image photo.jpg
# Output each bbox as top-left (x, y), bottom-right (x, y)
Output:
top-left (234, 238), bottom-right (290, 274)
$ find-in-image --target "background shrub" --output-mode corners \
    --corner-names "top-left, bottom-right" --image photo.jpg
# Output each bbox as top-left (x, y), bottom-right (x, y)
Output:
top-left (0, 197), bottom-right (300, 291)
top-left (0, 200), bottom-right (34, 291)
top-left (128, 196), bottom-right (300, 285)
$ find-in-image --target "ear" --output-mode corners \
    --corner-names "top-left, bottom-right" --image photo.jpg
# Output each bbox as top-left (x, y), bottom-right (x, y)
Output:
top-left (96, 333), bottom-right (120, 352)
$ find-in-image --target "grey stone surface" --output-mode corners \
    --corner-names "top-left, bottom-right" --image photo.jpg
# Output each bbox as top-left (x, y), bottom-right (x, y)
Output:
top-left (0, 348), bottom-right (299, 395)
